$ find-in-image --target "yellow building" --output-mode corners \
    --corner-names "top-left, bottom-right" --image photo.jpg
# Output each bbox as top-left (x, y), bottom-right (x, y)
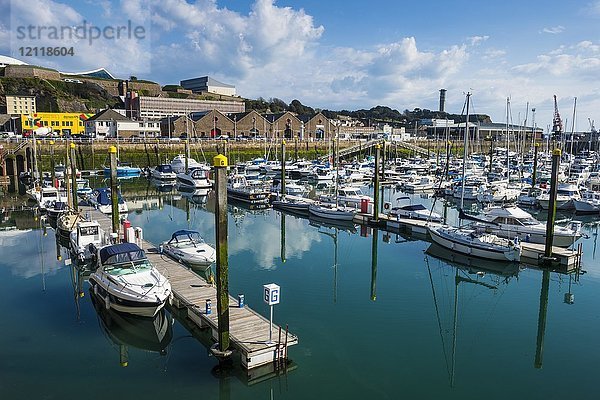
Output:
top-left (20, 112), bottom-right (94, 136)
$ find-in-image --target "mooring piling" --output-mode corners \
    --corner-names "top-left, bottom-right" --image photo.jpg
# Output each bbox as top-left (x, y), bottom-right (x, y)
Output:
top-left (213, 154), bottom-right (231, 358)
top-left (69, 143), bottom-right (78, 213)
top-left (109, 145), bottom-right (119, 235)
top-left (543, 149), bottom-right (561, 262)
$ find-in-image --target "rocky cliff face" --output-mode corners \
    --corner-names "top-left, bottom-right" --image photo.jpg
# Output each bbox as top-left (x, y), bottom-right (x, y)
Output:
top-left (0, 77), bottom-right (122, 113)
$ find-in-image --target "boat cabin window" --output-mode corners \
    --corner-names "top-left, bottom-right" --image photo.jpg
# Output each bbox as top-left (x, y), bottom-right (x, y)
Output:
top-left (42, 191), bottom-right (57, 198)
top-left (79, 225), bottom-right (99, 236)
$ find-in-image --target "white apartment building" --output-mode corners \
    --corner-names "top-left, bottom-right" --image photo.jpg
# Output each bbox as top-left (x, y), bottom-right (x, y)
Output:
top-left (5, 95), bottom-right (36, 115)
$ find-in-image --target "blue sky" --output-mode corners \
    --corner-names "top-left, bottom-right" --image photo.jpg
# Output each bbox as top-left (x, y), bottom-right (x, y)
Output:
top-left (1, 0), bottom-right (600, 129)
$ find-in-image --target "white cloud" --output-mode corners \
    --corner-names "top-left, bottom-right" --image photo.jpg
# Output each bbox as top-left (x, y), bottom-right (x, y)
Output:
top-left (587, 1), bottom-right (600, 15)
top-left (468, 35), bottom-right (489, 46)
top-left (483, 49), bottom-right (506, 60)
top-left (7, 0), bottom-right (152, 75)
top-left (541, 25), bottom-right (565, 34)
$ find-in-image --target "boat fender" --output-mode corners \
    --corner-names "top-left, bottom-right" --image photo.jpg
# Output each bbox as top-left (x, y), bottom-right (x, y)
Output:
top-left (105, 294), bottom-right (111, 310)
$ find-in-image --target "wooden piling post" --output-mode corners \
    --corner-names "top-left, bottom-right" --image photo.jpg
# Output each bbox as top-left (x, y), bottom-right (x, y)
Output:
top-left (109, 146), bottom-right (120, 235)
top-left (213, 154), bottom-right (231, 356)
top-left (69, 143), bottom-right (78, 212)
top-left (373, 144), bottom-right (381, 222)
top-left (544, 149), bottom-right (561, 261)
top-left (49, 140), bottom-right (55, 185)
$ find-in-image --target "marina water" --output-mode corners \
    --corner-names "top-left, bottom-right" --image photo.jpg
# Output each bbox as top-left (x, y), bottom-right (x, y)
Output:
top-left (2, 178), bottom-right (599, 399)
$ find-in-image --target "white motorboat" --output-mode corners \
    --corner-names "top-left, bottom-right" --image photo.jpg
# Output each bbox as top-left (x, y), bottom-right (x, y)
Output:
top-left (308, 202), bottom-right (356, 221)
top-left (428, 225), bottom-right (521, 262)
top-left (389, 197), bottom-right (443, 222)
top-left (170, 154), bottom-right (207, 174)
top-left (160, 230), bottom-right (216, 266)
top-left (69, 220), bottom-right (108, 262)
top-left (151, 164), bottom-right (177, 181)
top-left (404, 175), bottom-right (436, 191)
top-left (573, 191), bottom-right (600, 214)
top-left (272, 195), bottom-right (313, 215)
top-left (476, 184), bottom-right (520, 203)
top-left (319, 186), bottom-right (372, 208)
top-left (469, 206), bottom-right (582, 247)
top-left (176, 167), bottom-right (212, 189)
top-left (538, 183), bottom-right (580, 210)
top-left (27, 186), bottom-right (67, 210)
top-left (90, 243), bottom-right (171, 317)
top-left (517, 187), bottom-right (542, 207)
top-left (309, 167), bottom-right (335, 181)
top-left (87, 187), bottom-right (129, 215)
top-left (227, 174), bottom-right (270, 205)
top-left (76, 179), bottom-right (93, 197)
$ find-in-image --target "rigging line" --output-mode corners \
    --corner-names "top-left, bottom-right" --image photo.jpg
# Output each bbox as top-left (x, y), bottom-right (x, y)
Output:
top-left (425, 255), bottom-right (452, 381)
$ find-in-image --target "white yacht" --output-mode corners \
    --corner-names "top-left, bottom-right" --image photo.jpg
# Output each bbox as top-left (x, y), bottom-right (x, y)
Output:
top-left (470, 206), bottom-right (582, 247)
top-left (538, 183), bottom-right (580, 210)
top-left (573, 191), bottom-right (600, 214)
top-left (160, 230), bottom-right (216, 266)
top-left (151, 164), bottom-right (177, 181)
top-left (389, 197), bottom-right (443, 222)
top-left (90, 243), bottom-right (171, 318)
top-left (428, 225), bottom-right (521, 262)
top-left (176, 167), bottom-right (212, 189)
top-left (319, 186), bottom-right (372, 208)
top-left (227, 174), bottom-right (270, 205)
top-left (308, 202), bottom-right (356, 221)
top-left (170, 154), bottom-right (207, 174)
top-left (404, 176), bottom-right (436, 191)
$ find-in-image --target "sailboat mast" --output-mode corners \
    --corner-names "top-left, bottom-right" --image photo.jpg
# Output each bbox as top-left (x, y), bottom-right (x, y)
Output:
top-left (569, 97), bottom-right (577, 175)
top-left (460, 92), bottom-right (471, 210)
top-left (506, 98), bottom-right (510, 183)
top-left (334, 124), bottom-right (340, 208)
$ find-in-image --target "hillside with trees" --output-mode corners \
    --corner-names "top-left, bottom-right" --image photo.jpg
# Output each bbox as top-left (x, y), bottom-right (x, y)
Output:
top-left (245, 97), bottom-right (491, 126)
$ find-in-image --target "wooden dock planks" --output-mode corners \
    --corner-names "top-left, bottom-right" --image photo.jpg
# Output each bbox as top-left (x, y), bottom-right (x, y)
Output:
top-left (80, 205), bottom-right (298, 369)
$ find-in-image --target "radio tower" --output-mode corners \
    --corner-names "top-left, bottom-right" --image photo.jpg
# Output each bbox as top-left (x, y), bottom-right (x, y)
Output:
top-left (552, 95), bottom-right (563, 141)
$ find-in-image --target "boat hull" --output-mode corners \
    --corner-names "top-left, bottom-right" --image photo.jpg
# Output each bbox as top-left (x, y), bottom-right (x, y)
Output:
top-left (429, 226), bottom-right (520, 262)
top-left (573, 199), bottom-right (600, 214)
top-left (308, 204), bottom-right (356, 221)
top-left (89, 277), bottom-right (169, 318)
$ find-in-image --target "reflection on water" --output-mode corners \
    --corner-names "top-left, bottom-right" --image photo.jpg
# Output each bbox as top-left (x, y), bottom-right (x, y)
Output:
top-left (90, 289), bottom-right (173, 362)
top-left (2, 177), bottom-right (600, 399)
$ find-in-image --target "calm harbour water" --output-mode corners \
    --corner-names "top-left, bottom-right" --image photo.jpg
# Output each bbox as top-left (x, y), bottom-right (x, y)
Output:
top-left (1, 178), bottom-right (599, 400)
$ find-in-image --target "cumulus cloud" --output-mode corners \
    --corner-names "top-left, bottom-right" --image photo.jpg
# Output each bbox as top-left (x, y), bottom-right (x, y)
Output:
top-left (541, 25), bottom-right (565, 34)
top-left (513, 43), bottom-right (600, 77)
top-left (7, 0), bottom-right (152, 75)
